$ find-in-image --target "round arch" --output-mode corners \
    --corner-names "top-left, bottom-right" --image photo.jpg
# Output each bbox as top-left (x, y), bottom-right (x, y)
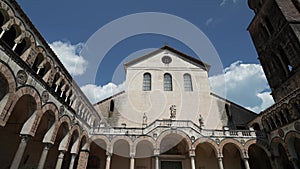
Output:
top-left (2, 86), bottom-right (41, 125)
top-left (0, 61), bottom-right (16, 126)
top-left (270, 136), bottom-right (285, 156)
top-left (111, 136), bottom-right (133, 155)
top-left (192, 138), bottom-right (219, 156)
top-left (0, 1), bottom-right (15, 20)
top-left (244, 139), bottom-right (271, 157)
top-left (133, 136), bottom-right (156, 155)
top-left (156, 129), bottom-right (192, 150)
top-left (90, 135), bottom-right (111, 152)
top-left (219, 138), bottom-right (244, 158)
top-left (285, 131), bottom-right (300, 159)
top-left (49, 115), bottom-right (72, 143)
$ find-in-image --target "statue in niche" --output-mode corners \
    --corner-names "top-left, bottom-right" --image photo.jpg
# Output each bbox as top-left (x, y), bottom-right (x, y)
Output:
top-left (142, 113), bottom-right (147, 127)
top-left (170, 105), bottom-right (176, 119)
top-left (199, 114), bottom-right (204, 129)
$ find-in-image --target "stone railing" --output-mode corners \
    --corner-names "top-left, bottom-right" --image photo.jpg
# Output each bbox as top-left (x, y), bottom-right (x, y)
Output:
top-left (90, 119), bottom-right (266, 139)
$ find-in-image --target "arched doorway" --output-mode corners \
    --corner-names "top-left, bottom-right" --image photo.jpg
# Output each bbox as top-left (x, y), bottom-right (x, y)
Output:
top-left (62, 129), bottom-right (79, 168)
top-left (45, 122), bottom-right (69, 168)
top-left (135, 140), bottom-right (154, 169)
top-left (2, 24), bottom-right (21, 48)
top-left (87, 139), bottom-right (107, 169)
top-left (111, 139), bottom-right (130, 169)
top-left (20, 110), bottom-right (55, 168)
top-left (248, 144), bottom-right (272, 169)
top-left (15, 37), bottom-right (31, 56)
top-left (195, 142), bottom-right (218, 169)
top-left (160, 134), bottom-right (189, 169)
top-left (0, 94), bottom-right (37, 168)
top-left (223, 143), bottom-right (244, 169)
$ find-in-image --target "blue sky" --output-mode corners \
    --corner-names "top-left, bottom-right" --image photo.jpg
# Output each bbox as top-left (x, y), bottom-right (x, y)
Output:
top-left (17, 0), bottom-right (274, 112)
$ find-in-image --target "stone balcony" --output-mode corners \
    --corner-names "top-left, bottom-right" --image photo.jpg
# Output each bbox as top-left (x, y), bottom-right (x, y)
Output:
top-left (90, 119), bottom-right (265, 141)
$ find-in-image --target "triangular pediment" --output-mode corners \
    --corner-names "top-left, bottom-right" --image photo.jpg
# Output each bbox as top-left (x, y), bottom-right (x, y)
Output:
top-left (124, 46), bottom-right (210, 72)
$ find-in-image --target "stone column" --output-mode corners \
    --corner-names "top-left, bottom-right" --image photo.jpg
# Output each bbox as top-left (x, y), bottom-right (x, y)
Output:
top-left (289, 157), bottom-right (300, 169)
top-left (12, 43), bottom-right (18, 51)
top-left (243, 158), bottom-right (251, 169)
top-left (0, 29), bottom-right (5, 38)
top-left (190, 156), bottom-right (196, 169)
top-left (69, 154), bottom-right (77, 169)
top-left (217, 156), bottom-right (224, 169)
top-left (10, 135), bottom-right (31, 169)
top-left (55, 151), bottom-right (65, 169)
top-left (130, 156), bottom-right (135, 169)
top-left (105, 152), bottom-right (112, 169)
top-left (37, 143), bottom-right (52, 169)
top-left (76, 150), bottom-right (89, 169)
top-left (155, 156), bottom-right (159, 169)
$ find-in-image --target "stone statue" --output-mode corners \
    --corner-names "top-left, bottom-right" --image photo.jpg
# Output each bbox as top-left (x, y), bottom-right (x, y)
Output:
top-left (170, 105), bottom-right (176, 119)
top-left (199, 114), bottom-right (204, 129)
top-left (142, 113), bottom-right (147, 127)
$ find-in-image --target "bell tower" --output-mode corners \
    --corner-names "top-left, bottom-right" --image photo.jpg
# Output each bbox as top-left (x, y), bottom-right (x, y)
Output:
top-left (248, 0), bottom-right (300, 102)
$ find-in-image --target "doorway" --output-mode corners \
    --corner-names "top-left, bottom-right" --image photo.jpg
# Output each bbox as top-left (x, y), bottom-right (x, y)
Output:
top-left (161, 161), bottom-right (182, 169)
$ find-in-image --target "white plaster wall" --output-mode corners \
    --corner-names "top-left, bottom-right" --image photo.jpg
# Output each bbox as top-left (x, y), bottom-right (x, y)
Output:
top-left (97, 49), bottom-right (228, 130)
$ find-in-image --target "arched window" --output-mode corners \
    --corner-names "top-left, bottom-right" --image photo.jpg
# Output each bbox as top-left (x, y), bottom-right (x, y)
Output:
top-left (292, 0), bottom-right (300, 12)
top-left (143, 73), bottom-right (151, 91)
top-left (110, 100), bottom-right (114, 112)
top-left (164, 73), bottom-right (172, 91)
top-left (183, 73), bottom-right (193, 91)
top-left (15, 37), bottom-right (30, 56)
top-left (2, 25), bottom-right (20, 48)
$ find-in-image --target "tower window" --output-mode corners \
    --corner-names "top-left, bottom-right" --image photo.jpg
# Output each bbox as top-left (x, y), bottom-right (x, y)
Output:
top-left (109, 100), bottom-right (114, 112)
top-left (164, 73), bottom-right (173, 91)
top-left (143, 73), bottom-right (151, 91)
top-left (183, 73), bottom-right (193, 91)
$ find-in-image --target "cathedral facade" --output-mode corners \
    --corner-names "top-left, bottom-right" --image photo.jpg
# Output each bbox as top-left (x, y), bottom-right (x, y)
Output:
top-left (0, 0), bottom-right (299, 169)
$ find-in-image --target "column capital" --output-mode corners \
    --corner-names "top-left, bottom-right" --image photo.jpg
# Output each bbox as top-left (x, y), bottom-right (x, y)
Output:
top-left (20, 134), bottom-right (31, 142)
top-left (58, 150), bottom-right (66, 157)
top-left (189, 149), bottom-right (196, 157)
top-left (217, 152), bottom-right (223, 159)
top-left (130, 153), bottom-right (135, 158)
top-left (106, 151), bottom-right (112, 157)
top-left (80, 149), bottom-right (90, 153)
top-left (154, 149), bottom-right (160, 156)
top-left (43, 143), bottom-right (53, 150)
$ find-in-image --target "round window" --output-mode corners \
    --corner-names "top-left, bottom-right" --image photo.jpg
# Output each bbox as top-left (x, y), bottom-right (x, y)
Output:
top-left (162, 56), bottom-right (172, 64)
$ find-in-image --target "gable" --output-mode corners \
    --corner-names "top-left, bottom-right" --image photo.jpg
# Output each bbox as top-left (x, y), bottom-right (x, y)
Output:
top-left (124, 46), bottom-right (210, 72)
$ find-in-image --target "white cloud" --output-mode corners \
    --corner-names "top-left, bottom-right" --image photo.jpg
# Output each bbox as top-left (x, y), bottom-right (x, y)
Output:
top-left (80, 82), bottom-right (125, 104)
top-left (220, 0), bottom-right (239, 6)
top-left (205, 18), bottom-right (214, 26)
top-left (209, 61), bottom-right (274, 113)
top-left (49, 41), bottom-right (88, 76)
